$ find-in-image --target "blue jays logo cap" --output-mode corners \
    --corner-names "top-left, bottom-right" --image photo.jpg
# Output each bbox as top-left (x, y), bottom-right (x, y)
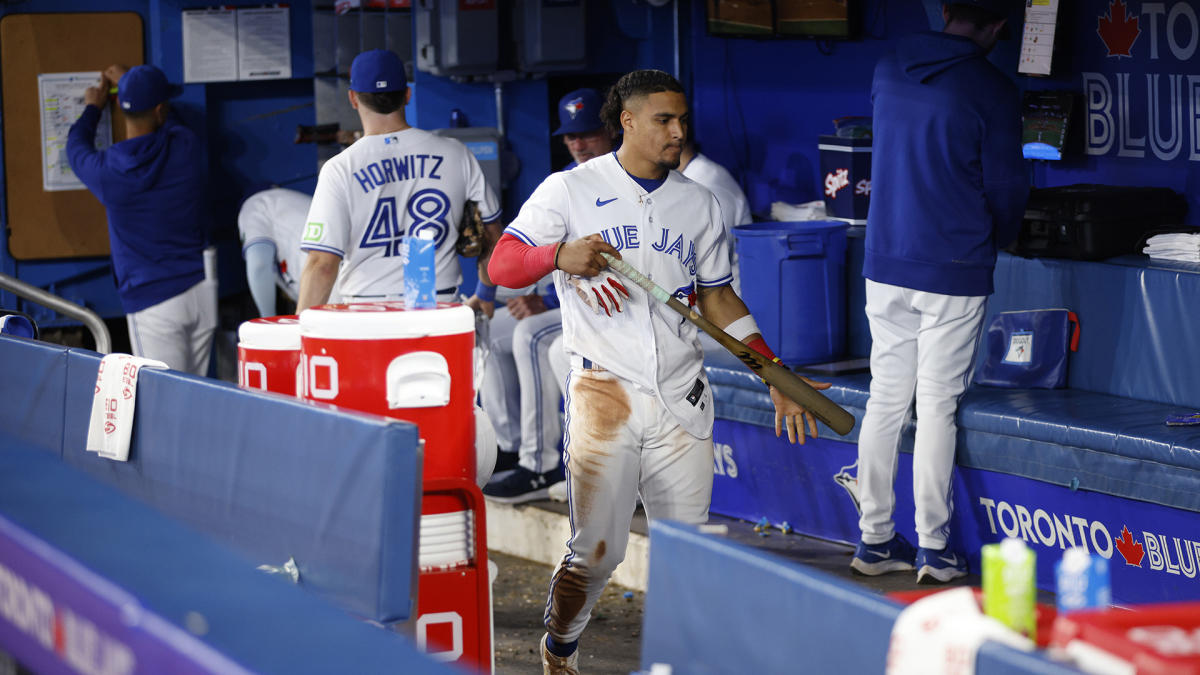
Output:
top-left (552, 88), bottom-right (604, 136)
top-left (118, 65), bottom-right (181, 113)
top-left (350, 49), bottom-right (408, 93)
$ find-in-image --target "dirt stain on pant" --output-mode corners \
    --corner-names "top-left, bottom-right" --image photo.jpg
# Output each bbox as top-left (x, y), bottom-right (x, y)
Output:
top-left (566, 373), bottom-right (631, 521)
top-left (546, 565), bottom-right (590, 638)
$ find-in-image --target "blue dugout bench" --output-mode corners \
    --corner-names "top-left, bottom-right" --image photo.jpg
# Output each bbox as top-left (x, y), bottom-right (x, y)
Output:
top-left (641, 521), bottom-right (1076, 674)
top-left (706, 244), bottom-right (1200, 605)
top-left (0, 334), bottom-right (423, 625)
top-left (0, 442), bottom-right (448, 674)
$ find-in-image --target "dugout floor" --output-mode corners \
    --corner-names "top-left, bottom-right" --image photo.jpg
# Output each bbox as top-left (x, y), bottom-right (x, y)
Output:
top-left (485, 497), bottom-right (1003, 674)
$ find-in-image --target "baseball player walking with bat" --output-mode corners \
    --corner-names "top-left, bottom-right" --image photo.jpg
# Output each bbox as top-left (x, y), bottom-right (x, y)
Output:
top-left (488, 69), bottom-right (829, 674)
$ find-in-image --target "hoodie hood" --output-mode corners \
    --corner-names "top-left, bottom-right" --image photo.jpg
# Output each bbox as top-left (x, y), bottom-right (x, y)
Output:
top-left (107, 128), bottom-right (171, 189)
top-left (896, 31), bottom-right (985, 84)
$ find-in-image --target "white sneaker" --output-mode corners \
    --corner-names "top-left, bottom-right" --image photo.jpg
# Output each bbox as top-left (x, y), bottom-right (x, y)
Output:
top-left (547, 479), bottom-right (568, 502)
top-left (540, 633), bottom-right (580, 675)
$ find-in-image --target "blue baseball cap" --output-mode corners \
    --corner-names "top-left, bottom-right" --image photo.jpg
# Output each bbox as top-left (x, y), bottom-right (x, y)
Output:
top-left (118, 65), bottom-right (181, 113)
top-left (350, 49), bottom-right (408, 93)
top-left (552, 88), bottom-right (604, 136)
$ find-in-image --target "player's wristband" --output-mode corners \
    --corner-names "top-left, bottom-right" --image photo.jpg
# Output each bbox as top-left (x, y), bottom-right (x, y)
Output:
top-left (724, 314), bottom-right (761, 342)
top-left (746, 337), bottom-right (782, 383)
top-left (474, 280), bottom-right (497, 303)
top-left (552, 242), bottom-right (563, 270)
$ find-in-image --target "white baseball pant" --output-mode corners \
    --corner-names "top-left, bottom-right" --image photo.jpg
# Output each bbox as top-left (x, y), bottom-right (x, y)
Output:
top-left (856, 279), bottom-right (986, 551)
top-left (479, 307), bottom-right (565, 473)
top-left (126, 278), bottom-right (218, 376)
top-left (544, 364), bottom-right (713, 643)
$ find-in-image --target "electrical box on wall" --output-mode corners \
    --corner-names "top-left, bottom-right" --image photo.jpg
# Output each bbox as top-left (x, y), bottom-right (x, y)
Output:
top-left (515, 0), bottom-right (587, 73)
top-left (433, 127), bottom-right (502, 197)
top-left (415, 0), bottom-right (499, 77)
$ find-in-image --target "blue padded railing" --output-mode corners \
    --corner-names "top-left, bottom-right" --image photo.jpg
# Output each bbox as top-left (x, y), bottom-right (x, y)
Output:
top-left (0, 335), bottom-right (423, 624)
top-left (0, 442), bottom-right (448, 674)
top-left (642, 521), bottom-right (1078, 674)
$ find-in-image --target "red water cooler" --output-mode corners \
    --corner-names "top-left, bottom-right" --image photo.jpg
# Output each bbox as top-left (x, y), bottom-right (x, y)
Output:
top-left (299, 301), bottom-right (492, 672)
top-left (237, 315), bottom-right (301, 396)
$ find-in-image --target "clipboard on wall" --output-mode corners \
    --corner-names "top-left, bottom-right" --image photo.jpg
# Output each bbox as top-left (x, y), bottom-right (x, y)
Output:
top-left (1, 12), bottom-right (144, 260)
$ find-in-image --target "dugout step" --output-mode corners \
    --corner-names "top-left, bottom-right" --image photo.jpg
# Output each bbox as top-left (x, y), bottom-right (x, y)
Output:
top-left (485, 496), bottom-right (1039, 601)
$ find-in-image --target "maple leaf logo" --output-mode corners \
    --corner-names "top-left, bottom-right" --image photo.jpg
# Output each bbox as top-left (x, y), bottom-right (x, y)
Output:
top-left (1115, 526), bottom-right (1144, 567)
top-left (1098, 0), bottom-right (1140, 58)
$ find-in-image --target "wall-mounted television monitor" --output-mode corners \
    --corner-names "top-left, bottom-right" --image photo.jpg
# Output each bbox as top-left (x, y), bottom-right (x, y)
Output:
top-left (1022, 90), bottom-right (1074, 161)
top-left (707, 0), bottom-right (856, 39)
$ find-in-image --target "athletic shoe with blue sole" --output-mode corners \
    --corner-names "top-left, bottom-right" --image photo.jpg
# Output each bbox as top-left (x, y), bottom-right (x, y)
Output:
top-left (916, 546), bottom-right (968, 584)
top-left (850, 534), bottom-right (916, 575)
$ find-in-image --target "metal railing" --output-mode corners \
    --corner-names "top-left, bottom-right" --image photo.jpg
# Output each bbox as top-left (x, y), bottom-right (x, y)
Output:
top-left (0, 272), bottom-right (111, 353)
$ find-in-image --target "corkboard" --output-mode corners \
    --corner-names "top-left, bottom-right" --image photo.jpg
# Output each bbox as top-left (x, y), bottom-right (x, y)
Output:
top-left (1, 12), bottom-right (143, 260)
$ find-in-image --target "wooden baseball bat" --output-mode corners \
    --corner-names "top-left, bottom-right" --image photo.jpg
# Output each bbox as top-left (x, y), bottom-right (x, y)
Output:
top-left (600, 252), bottom-right (856, 436)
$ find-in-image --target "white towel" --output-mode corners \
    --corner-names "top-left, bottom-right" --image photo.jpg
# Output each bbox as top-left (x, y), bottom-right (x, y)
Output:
top-left (886, 587), bottom-right (1032, 675)
top-left (1143, 233), bottom-right (1200, 262)
top-left (85, 354), bottom-right (168, 461)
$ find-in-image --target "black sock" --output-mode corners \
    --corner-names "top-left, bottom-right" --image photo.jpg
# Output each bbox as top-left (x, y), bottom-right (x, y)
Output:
top-left (546, 635), bottom-right (578, 658)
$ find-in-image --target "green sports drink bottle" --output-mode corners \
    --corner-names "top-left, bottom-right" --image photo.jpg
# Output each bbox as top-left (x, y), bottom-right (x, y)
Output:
top-left (982, 537), bottom-right (1037, 641)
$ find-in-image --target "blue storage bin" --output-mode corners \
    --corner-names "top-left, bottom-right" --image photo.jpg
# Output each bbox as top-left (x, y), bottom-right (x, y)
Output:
top-left (733, 221), bottom-right (849, 365)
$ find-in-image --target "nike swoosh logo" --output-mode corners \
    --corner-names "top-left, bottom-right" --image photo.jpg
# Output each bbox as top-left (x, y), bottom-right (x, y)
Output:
top-left (595, 197), bottom-right (618, 207)
top-left (937, 554), bottom-right (958, 565)
top-left (869, 550), bottom-right (891, 559)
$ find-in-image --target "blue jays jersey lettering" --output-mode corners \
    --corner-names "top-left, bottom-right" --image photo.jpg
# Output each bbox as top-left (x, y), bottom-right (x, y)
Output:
top-left (302, 128), bottom-right (499, 298)
top-left (505, 152), bottom-right (730, 438)
top-left (596, 225), bottom-right (698, 275)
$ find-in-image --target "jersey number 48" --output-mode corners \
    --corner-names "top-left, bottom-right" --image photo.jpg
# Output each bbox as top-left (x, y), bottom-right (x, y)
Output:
top-left (360, 189), bottom-right (452, 257)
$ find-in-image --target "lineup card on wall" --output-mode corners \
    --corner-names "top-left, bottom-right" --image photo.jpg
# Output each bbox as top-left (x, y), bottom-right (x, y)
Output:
top-left (1019, 0), bottom-right (1059, 76)
top-left (182, 6), bottom-right (291, 83)
top-left (37, 72), bottom-right (112, 192)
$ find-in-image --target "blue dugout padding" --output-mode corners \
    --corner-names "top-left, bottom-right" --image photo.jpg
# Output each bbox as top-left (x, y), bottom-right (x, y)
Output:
top-left (708, 246), bottom-right (1200, 605)
top-left (0, 335), bottom-right (423, 624)
top-left (983, 253), bottom-right (1200, 408)
top-left (641, 521), bottom-right (1076, 674)
top-left (0, 442), bottom-right (450, 675)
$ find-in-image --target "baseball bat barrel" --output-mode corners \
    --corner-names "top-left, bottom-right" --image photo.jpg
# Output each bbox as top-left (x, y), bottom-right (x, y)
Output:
top-left (600, 253), bottom-right (856, 436)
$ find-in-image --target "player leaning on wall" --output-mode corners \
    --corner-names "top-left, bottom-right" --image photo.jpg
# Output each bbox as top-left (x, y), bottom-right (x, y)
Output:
top-left (68, 64), bottom-right (217, 375)
top-left (488, 69), bottom-right (828, 675)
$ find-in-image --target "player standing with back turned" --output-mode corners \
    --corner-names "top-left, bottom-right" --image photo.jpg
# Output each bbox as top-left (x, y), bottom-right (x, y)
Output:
top-left (297, 49), bottom-right (502, 313)
top-left (851, 0), bottom-right (1028, 583)
top-left (488, 69), bottom-right (827, 674)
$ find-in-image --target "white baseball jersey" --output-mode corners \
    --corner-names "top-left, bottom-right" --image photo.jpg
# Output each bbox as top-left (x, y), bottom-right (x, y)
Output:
top-left (682, 153), bottom-right (752, 235)
top-left (301, 128), bottom-right (500, 298)
top-left (238, 188), bottom-right (312, 300)
top-left (505, 152), bottom-right (732, 438)
top-left (683, 153), bottom-right (752, 293)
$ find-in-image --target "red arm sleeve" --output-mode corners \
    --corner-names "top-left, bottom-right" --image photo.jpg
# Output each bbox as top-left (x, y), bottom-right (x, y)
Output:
top-left (487, 233), bottom-right (560, 289)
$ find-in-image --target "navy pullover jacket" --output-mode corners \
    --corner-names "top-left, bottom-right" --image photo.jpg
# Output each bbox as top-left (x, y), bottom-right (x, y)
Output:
top-left (864, 31), bottom-right (1029, 296)
top-left (68, 105), bottom-right (207, 313)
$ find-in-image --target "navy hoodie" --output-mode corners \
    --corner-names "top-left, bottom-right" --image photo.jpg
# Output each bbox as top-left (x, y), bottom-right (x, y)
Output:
top-left (864, 32), bottom-right (1029, 297)
top-left (67, 106), bottom-right (206, 313)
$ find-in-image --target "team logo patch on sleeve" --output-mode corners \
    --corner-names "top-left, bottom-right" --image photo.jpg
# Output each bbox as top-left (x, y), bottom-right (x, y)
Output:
top-left (303, 222), bottom-right (325, 242)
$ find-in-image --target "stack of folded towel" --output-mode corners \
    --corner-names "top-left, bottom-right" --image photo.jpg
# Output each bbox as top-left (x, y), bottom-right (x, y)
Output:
top-left (1143, 232), bottom-right (1200, 262)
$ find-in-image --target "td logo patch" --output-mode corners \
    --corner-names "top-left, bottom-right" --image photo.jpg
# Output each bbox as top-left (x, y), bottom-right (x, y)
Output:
top-left (303, 222), bottom-right (325, 242)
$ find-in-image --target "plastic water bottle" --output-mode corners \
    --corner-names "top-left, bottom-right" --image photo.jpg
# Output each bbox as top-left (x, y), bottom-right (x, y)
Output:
top-left (982, 538), bottom-right (1037, 641)
top-left (404, 230), bottom-right (437, 309)
top-left (1055, 546), bottom-right (1111, 612)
